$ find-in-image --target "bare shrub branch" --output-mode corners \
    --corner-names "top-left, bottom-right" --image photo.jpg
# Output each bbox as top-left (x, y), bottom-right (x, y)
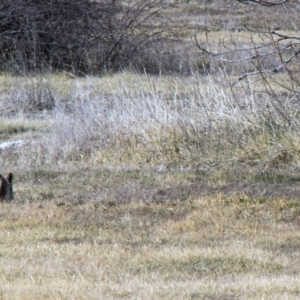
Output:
top-left (238, 0), bottom-right (288, 6)
top-left (0, 0), bottom-right (173, 74)
top-left (194, 0), bottom-right (300, 128)
top-left (195, 0), bottom-right (300, 87)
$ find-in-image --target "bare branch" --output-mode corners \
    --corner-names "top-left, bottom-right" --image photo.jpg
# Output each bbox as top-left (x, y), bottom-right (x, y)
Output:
top-left (237, 0), bottom-right (289, 6)
top-left (0, 0), bottom-right (173, 74)
top-left (194, 17), bottom-right (300, 86)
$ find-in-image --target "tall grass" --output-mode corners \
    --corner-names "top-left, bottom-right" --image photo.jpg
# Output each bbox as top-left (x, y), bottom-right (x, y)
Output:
top-left (0, 71), bottom-right (298, 174)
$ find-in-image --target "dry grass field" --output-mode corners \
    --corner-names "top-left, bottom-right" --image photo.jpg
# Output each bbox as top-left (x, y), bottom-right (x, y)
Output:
top-left (2, 168), bottom-right (300, 299)
top-left (1, 1), bottom-right (300, 299)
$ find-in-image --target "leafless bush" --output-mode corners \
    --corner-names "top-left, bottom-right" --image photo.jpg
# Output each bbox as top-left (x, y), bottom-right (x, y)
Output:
top-left (195, 0), bottom-right (300, 127)
top-left (135, 40), bottom-right (197, 74)
top-left (0, 0), bottom-right (173, 74)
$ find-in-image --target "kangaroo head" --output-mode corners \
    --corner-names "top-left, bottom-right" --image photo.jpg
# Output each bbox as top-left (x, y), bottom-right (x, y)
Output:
top-left (0, 173), bottom-right (13, 201)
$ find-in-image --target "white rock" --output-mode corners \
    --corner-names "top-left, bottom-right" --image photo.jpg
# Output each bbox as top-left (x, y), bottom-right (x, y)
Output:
top-left (0, 140), bottom-right (25, 150)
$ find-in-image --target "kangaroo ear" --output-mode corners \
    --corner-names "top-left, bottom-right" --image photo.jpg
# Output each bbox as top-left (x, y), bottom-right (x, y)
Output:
top-left (7, 173), bottom-right (13, 184)
top-left (0, 174), bottom-right (6, 198)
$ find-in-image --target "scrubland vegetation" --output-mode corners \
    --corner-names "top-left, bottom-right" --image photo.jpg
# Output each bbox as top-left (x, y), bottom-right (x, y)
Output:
top-left (1, 0), bottom-right (300, 299)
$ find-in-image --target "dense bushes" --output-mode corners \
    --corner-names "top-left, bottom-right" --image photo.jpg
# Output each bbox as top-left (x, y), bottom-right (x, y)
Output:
top-left (0, 0), bottom-right (172, 74)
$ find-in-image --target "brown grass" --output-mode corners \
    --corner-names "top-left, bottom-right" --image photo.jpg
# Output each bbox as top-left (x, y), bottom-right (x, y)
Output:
top-left (1, 174), bottom-right (300, 299)
top-left (0, 169), bottom-right (300, 299)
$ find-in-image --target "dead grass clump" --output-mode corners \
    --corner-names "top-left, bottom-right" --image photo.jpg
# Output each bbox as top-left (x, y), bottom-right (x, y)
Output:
top-left (8, 82), bottom-right (56, 114)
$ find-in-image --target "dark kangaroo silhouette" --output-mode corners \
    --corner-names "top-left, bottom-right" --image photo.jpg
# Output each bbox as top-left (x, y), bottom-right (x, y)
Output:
top-left (0, 173), bottom-right (13, 201)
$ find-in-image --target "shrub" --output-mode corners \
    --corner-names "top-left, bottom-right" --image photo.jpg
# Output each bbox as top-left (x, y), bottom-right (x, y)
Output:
top-left (0, 0), bottom-right (172, 74)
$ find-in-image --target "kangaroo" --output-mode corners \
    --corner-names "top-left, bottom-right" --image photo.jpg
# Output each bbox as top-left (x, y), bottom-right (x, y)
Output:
top-left (0, 173), bottom-right (13, 201)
